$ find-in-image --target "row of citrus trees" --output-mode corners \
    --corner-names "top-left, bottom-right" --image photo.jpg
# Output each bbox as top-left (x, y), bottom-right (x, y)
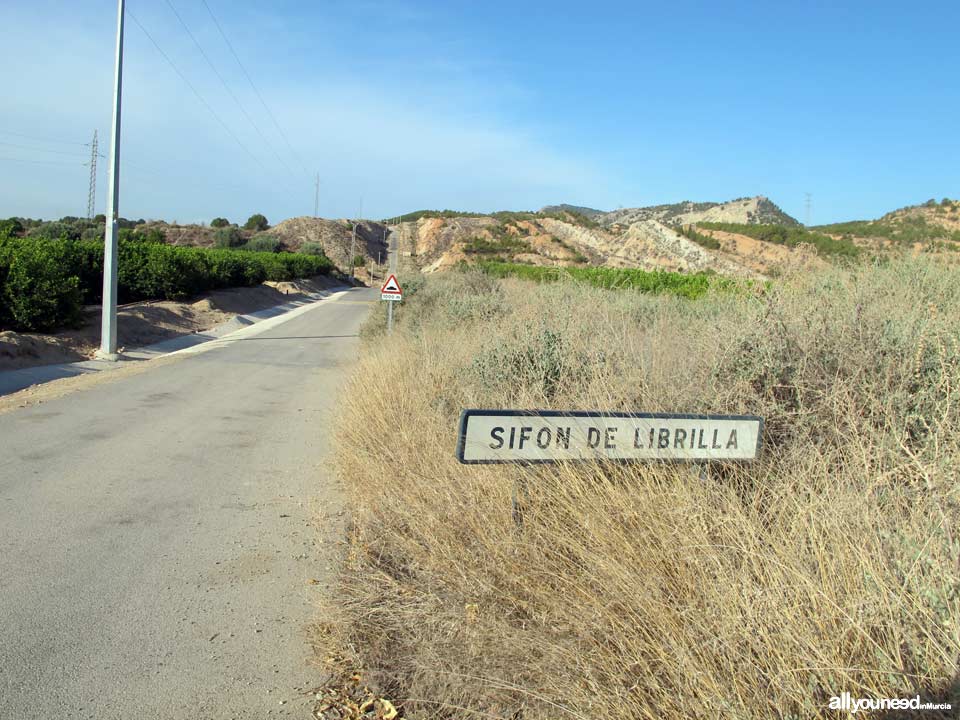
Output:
top-left (473, 260), bottom-right (741, 298)
top-left (0, 235), bottom-right (334, 333)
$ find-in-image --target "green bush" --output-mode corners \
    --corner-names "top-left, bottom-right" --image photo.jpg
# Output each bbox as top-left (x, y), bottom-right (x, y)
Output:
top-left (120, 227), bottom-right (166, 244)
top-left (243, 235), bottom-right (281, 253)
top-left (396, 209), bottom-right (486, 223)
top-left (210, 217), bottom-right (230, 228)
top-left (462, 235), bottom-right (532, 256)
top-left (214, 227), bottom-right (244, 248)
top-left (698, 222), bottom-right (860, 258)
top-left (26, 222), bottom-right (81, 241)
top-left (0, 237), bottom-right (335, 332)
top-left (474, 260), bottom-right (743, 299)
top-left (816, 216), bottom-right (960, 245)
top-left (300, 242), bottom-right (326, 256)
top-left (0, 237), bottom-right (84, 331)
top-left (352, 254), bottom-right (366, 267)
top-left (244, 213), bottom-right (269, 231)
top-left (677, 224), bottom-right (721, 250)
top-left (0, 218), bottom-right (24, 239)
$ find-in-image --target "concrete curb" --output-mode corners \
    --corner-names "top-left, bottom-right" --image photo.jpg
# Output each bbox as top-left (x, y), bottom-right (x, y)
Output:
top-left (0, 288), bottom-right (352, 397)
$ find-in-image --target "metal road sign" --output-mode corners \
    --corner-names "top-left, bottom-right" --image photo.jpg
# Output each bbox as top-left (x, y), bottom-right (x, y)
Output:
top-left (381, 274), bottom-right (402, 302)
top-left (456, 410), bottom-right (763, 464)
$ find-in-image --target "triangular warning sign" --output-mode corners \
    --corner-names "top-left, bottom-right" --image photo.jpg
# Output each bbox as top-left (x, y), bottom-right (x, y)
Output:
top-left (381, 274), bottom-right (402, 295)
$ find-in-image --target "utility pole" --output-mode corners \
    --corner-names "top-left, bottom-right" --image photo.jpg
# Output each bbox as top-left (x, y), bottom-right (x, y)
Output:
top-left (97, 0), bottom-right (125, 361)
top-left (805, 193), bottom-right (812, 226)
top-left (313, 173), bottom-right (319, 217)
top-left (86, 130), bottom-right (98, 219)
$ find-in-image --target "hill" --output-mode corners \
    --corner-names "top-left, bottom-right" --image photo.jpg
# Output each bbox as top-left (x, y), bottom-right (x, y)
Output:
top-left (539, 203), bottom-right (605, 218)
top-left (598, 196), bottom-right (799, 228)
top-left (391, 196), bottom-right (805, 278)
top-left (814, 198), bottom-right (960, 248)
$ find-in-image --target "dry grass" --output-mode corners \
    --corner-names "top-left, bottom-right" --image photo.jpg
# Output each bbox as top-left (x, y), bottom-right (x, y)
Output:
top-left (324, 261), bottom-right (959, 718)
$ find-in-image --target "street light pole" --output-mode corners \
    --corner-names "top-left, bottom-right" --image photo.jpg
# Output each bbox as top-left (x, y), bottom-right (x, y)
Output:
top-left (97, 0), bottom-right (125, 360)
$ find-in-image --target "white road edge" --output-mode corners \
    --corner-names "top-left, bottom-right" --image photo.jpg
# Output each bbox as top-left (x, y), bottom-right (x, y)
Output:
top-left (165, 289), bottom-right (350, 358)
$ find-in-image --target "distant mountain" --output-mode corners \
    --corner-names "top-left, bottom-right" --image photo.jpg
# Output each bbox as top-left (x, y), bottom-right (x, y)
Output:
top-left (389, 195), bottom-right (813, 279)
top-left (599, 196), bottom-right (799, 227)
top-left (539, 204), bottom-right (605, 218)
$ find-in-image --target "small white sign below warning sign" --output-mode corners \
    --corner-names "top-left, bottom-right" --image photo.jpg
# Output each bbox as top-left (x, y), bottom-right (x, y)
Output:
top-left (380, 274), bottom-right (402, 302)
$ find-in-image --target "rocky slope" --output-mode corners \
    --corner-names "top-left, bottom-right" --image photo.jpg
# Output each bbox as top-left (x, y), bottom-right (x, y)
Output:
top-left (599, 196), bottom-right (798, 228)
top-left (269, 217), bottom-right (389, 270)
top-left (393, 196), bottom-right (803, 279)
top-left (878, 199), bottom-right (960, 233)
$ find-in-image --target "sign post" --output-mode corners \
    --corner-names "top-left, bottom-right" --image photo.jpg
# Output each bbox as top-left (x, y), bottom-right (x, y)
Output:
top-left (380, 274), bottom-right (402, 334)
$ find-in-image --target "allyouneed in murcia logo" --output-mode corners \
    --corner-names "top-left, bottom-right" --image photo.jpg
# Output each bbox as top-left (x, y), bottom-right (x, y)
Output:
top-left (829, 692), bottom-right (952, 714)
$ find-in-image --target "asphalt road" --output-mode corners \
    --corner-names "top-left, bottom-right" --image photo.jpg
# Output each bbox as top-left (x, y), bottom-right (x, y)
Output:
top-left (0, 287), bottom-right (376, 719)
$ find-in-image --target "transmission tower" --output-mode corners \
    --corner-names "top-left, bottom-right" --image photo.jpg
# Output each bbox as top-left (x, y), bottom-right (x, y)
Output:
top-left (86, 130), bottom-right (99, 219)
top-left (804, 192), bottom-right (812, 226)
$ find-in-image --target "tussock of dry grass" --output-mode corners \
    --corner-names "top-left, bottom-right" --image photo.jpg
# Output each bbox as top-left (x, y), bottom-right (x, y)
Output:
top-left (326, 262), bottom-right (959, 719)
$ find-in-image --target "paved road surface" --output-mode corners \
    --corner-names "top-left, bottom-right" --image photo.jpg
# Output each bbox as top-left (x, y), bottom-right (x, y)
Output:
top-left (0, 287), bottom-right (376, 719)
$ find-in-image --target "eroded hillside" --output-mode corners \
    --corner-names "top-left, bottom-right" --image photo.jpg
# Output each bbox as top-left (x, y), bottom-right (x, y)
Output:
top-left (392, 196), bottom-right (803, 278)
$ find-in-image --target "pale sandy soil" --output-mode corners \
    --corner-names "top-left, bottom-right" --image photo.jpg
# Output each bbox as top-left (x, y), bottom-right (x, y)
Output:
top-left (702, 229), bottom-right (827, 275)
top-left (0, 276), bottom-right (343, 372)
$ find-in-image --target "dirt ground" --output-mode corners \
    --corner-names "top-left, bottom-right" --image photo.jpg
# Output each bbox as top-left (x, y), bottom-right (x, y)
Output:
top-left (0, 276), bottom-right (344, 372)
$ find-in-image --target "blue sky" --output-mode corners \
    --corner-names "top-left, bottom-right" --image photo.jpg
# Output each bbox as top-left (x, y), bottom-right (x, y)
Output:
top-left (1, 0), bottom-right (957, 224)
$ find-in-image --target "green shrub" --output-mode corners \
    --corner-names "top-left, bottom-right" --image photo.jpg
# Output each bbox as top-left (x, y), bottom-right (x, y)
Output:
top-left (698, 222), bottom-right (860, 258)
top-left (816, 216), bottom-right (960, 245)
top-left (25, 222), bottom-right (80, 241)
top-left (244, 213), bottom-right (269, 231)
top-left (0, 218), bottom-right (24, 239)
top-left (214, 227), bottom-right (244, 248)
top-left (0, 236), bottom-right (335, 332)
top-left (210, 217), bottom-right (230, 228)
top-left (396, 209), bottom-right (485, 222)
top-left (677, 224), bottom-right (721, 250)
top-left (352, 254), bottom-right (366, 267)
top-left (120, 227), bottom-right (166, 244)
top-left (243, 235), bottom-right (281, 253)
top-left (0, 237), bottom-right (84, 331)
top-left (474, 261), bottom-right (740, 299)
top-left (70, 240), bottom-right (104, 304)
top-left (300, 242), bottom-right (326, 256)
top-left (463, 235), bottom-right (532, 256)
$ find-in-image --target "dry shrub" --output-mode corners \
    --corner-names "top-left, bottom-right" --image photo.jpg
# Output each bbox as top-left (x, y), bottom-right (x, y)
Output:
top-left (327, 263), bottom-right (960, 718)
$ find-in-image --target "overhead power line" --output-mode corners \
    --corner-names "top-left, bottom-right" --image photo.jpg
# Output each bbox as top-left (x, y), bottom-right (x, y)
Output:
top-left (127, 9), bottom-right (273, 179)
top-left (0, 155), bottom-right (87, 167)
top-left (0, 130), bottom-right (88, 146)
top-left (200, 0), bottom-right (310, 179)
top-left (0, 140), bottom-right (90, 158)
top-left (162, 0), bottom-right (297, 181)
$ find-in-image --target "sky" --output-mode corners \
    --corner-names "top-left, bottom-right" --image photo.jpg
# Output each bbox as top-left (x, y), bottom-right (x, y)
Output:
top-left (1, 0), bottom-right (957, 225)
